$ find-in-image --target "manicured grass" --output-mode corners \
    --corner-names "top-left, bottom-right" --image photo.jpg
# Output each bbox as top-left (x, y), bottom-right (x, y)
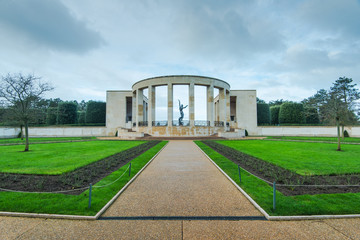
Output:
top-left (195, 141), bottom-right (360, 216)
top-left (0, 141), bottom-right (167, 216)
top-left (217, 140), bottom-right (360, 175)
top-left (266, 136), bottom-right (360, 143)
top-left (0, 137), bottom-right (97, 144)
top-left (0, 141), bottom-right (145, 175)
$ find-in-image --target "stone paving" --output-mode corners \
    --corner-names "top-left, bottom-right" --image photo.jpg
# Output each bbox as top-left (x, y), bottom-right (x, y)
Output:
top-left (102, 140), bottom-right (261, 217)
top-left (1, 140), bottom-right (360, 239)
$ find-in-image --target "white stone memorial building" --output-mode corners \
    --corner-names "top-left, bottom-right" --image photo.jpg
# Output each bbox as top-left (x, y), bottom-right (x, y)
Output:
top-left (106, 75), bottom-right (257, 138)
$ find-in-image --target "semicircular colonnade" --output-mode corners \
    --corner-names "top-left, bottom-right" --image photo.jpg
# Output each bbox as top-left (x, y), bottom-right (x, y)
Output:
top-left (132, 75), bottom-right (230, 130)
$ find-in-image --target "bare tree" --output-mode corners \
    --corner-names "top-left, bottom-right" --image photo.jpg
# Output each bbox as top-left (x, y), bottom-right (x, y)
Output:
top-left (322, 93), bottom-right (347, 151)
top-left (0, 73), bottom-right (53, 151)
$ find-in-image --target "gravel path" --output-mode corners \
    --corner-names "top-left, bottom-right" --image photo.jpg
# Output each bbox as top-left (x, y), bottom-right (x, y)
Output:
top-left (102, 140), bottom-right (262, 217)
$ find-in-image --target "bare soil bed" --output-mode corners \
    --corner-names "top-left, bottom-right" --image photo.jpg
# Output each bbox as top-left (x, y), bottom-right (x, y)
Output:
top-left (202, 141), bottom-right (360, 196)
top-left (0, 141), bottom-right (160, 195)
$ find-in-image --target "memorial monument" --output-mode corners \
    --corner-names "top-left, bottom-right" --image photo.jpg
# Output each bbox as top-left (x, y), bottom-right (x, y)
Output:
top-left (106, 75), bottom-right (257, 138)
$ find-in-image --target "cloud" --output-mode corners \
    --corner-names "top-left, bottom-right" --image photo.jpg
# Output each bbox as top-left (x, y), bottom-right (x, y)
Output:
top-left (297, 0), bottom-right (360, 37)
top-left (1, 0), bottom-right (359, 105)
top-left (167, 1), bottom-right (285, 63)
top-left (0, 0), bottom-right (104, 53)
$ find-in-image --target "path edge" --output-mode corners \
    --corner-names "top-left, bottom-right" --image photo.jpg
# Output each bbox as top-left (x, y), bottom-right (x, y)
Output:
top-left (0, 141), bottom-right (168, 220)
top-left (195, 142), bottom-right (360, 221)
top-left (195, 143), bottom-right (270, 219)
top-left (94, 141), bottom-right (168, 219)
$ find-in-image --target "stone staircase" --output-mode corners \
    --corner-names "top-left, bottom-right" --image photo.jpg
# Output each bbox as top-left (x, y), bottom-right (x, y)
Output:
top-left (138, 132), bottom-right (224, 140)
top-left (117, 128), bottom-right (144, 139)
top-left (217, 128), bottom-right (245, 139)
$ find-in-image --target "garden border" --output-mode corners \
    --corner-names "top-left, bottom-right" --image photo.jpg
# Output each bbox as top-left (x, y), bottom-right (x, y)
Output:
top-left (195, 143), bottom-right (360, 221)
top-left (0, 142), bottom-right (168, 220)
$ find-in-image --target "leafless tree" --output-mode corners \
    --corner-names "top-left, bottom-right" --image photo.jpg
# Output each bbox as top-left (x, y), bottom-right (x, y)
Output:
top-left (0, 73), bottom-right (53, 151)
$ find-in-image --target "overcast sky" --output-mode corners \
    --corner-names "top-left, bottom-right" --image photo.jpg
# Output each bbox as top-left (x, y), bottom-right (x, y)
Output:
top-left (1, 0), bottom-right (360, 106)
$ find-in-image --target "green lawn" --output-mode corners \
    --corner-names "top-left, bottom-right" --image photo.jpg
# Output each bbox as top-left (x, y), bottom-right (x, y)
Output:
top-left (266, 136), bottom-right (360, 143)
top-left (0, 141), bottom-right (167, 216)
top-left (0, 141), bottom-right (145, 175)
top-left (195, 141), bottom-right (360, 216)
top-left (0, 137), bottom-right (97, 144)
top-left (217, 140), bottom-right (360, 175)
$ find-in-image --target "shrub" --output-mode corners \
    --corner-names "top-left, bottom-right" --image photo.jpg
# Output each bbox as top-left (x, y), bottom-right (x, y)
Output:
top-left (305, 107), bottom-right (320, 124)
top-left (28, 108), bottom-right (47, 125)
top-left (46, 107), bottom-right (58, 125)
top-left (344, 130), bottom-right (350, 137)
top-left (57, 102), bottom-right (78, 124)
top-left (279, 102), bottom-right (305, 124)
top-left (86, 101), bottom-right (106, 124)
top-left (270, 105), bottom-right (280, 125)
top-left (257, 103), bottom-right (270, 125)
top-left (245, 129), bottom-right (248, 136)
top-left (78, 111), bottom-right (86, 124)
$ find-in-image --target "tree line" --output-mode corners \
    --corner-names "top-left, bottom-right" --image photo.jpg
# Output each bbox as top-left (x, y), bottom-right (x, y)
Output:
top-left (0, 73), bottom-right (106, 151)
top-left (0, 73), bottom-right (106, 128)
top-left (1, 95), bottom-right (106, 127)
top-left (257, 77), bottom-right (360, 127)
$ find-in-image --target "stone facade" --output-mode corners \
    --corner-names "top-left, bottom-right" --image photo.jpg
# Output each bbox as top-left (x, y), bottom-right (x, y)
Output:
top-left (106, 75), bottom-right (257, 137)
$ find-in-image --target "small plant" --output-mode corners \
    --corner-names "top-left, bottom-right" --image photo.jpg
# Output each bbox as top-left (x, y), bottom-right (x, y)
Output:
top-left (345, 175), bottom-right (352, 185)
top-left (36, 179), bottom-right (45, 190)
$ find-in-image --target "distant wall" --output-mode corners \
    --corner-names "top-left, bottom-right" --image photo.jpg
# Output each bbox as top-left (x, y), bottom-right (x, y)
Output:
top-left (0, 127), bottom-right (19, 138)
top-left (0, 127), bottom-right (107, 138)
top-left (257, 126), bottom-right (360, 137)
top-left (1, 126), bottom-right (360, 138)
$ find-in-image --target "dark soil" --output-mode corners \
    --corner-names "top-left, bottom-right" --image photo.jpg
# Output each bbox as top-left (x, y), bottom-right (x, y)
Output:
top-left (0, 141), bottom-right (161, 195)
top-left (202, 141), bottom-right (360, 196)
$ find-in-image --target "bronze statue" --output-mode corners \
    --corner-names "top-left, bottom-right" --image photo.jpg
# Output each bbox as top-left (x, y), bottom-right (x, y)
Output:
top-left (178, 99), bottom-right (188, 126)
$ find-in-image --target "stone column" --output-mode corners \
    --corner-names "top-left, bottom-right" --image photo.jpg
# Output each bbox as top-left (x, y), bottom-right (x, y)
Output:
top-left (148, 85), bottom-right (155, 127)
top-left (136, 89), bottom-right (144, 128)
top-left (167, 83), bottom-right (173, 127)
top-left (219, 88), bottom-right (227, 128)
top-left (236, 94), bottom-right (241, 129)
top-left (189, 82), bottom-right (195, 126)
top-left (226, 90), bottom-right (231, 123)
top-left (132, 92), bottom-right (136, 127)
top-left (207, 84), bottom-right (215, 127)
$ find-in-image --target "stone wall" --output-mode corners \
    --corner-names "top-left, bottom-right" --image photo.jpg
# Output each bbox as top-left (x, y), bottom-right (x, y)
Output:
top-left (1, 126), bottom-right (359, 138)
top-left (0, 127), bottom-right (107, 138)
top-left (256, 126), bottom-right (360, 137)
top-left (0, 127), bottom-right (19, 138)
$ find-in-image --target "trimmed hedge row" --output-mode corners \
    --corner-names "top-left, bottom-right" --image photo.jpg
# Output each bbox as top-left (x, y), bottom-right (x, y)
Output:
top-left (86, 101), bottom-right (106, 124)
top-left (279, 102), bottom-right (305, 124)
top-left (259, 103), bottom-right (320, 125)
top-left (45, 101), bottom-right (106, 125)
top-left (257, 103), bottom-right (270, 125)
top-left (57, 102), bottom-right (78, 124)
top-left (270, 105), bottom-right (280, 125)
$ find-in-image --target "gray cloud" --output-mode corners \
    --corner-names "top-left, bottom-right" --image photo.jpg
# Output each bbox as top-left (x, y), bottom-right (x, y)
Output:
top-left (1, 0), bottom-right (359, 103)
top-left (298, 0), bottom-right (360, 37)
top-left (0, 0), bottom-right (104, 53)
top-left (168, 1), bottom-right (285, 63)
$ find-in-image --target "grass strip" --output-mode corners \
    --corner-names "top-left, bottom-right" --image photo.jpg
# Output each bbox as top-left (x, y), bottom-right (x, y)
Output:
top-left (217, 140), bottom-right (360, 175)
top-left (0, 141), bottom-right (167, 216)
top-left (0, 140), bottom-right (145, 175)
top-left (266, 136), bottom-right (360, 143)
top-left (0, 137), bottom-right (97, 144)
top-left (195, 141), bottom-right (360, 216)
